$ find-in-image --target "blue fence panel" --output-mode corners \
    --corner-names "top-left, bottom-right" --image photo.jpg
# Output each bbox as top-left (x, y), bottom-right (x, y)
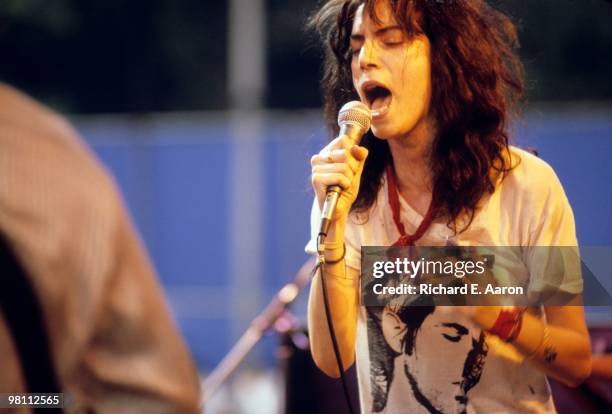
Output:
top-left (73, 108), bottom-right (612, 371)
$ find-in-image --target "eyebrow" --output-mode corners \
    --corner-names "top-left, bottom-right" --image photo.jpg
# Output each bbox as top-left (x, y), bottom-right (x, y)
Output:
top-left (350, 25), bottom-right (403, 41)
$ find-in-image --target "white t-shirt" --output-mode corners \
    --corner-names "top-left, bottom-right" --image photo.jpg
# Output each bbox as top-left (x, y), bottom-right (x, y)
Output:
top-left (306, 146), bottom-right (582, 413)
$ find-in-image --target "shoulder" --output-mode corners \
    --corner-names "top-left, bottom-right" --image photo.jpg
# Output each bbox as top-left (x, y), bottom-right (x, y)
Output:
top-left (499, 145), bottom-right (567, 202)
top-left (0, 84), bottom-right (123, 243)
top-left (0, 83), bottom-right (76, 139)
top-left (0, 84), bottom-right (118, 196)
top-left (494, 146), bottom-right (576, 244)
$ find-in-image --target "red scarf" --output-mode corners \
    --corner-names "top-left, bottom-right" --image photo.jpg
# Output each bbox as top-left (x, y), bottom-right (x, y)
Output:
top-left (386, 165), bottom-right (438, 247)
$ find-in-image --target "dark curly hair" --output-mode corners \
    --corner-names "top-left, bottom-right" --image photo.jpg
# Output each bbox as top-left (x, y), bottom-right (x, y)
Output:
top-left (309, 0), bottom-right (524, 230)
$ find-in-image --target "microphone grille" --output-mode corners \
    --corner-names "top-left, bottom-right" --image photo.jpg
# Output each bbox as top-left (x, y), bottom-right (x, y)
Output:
top-left (337, 101), bottom-right (371, 132)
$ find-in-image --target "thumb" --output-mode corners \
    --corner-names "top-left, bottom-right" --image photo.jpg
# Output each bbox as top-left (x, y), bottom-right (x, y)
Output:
top-left (351, 145), bottom-right (369, 162)
top-left (352, 145), bottom-right (369, 181)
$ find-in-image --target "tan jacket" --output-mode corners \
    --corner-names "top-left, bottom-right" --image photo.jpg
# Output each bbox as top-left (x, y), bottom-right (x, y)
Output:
top-left (0, 84), bottom-right (201, 413)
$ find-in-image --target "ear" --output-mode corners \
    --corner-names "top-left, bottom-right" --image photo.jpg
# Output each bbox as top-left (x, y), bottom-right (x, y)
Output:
top-left (381, 307), bottom-right (406, 354)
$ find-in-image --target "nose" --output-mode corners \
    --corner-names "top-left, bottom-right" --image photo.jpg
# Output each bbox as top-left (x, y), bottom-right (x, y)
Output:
top-left (358, 40), bottom-right (379, 70)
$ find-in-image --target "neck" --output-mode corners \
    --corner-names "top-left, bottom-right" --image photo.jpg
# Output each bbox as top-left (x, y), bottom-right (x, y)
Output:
top-left (387, 115), bottom-right (436, 195)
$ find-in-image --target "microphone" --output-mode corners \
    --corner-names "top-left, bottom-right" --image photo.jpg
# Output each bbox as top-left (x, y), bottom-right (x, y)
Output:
top-left (318, 101), bottom-right (371, 256)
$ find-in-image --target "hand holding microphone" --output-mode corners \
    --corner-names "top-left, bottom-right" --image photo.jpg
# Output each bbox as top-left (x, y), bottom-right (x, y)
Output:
top-left (310, 101), bottom-right (371, 255)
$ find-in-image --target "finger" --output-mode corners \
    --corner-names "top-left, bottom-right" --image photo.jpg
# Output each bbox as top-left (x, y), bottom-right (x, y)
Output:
top-left (345, 149), bottom-right (362, 173)
top-left (351, 146), bottom-right (369, 186)
top-left (311, 148), bottom-right (352, 166)
top-left (328, 147), bottom-right (362, 173)
top-left (312, 163), bottom-right (354, 178)
top-left (311, 172), bottom-right (351, 191)
top-left (324, 134), bottom-right (357, 152)
top-left (326, 146), bottom-right (368, 173)
top-left (338, 135), bottom-right (358, 149)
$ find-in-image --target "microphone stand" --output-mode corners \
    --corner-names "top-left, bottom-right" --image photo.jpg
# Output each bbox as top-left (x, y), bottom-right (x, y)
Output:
top-left (203, 258), bottom-right (315, 403)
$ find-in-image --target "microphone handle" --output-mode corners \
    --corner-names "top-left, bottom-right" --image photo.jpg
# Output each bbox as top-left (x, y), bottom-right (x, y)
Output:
top-left (317, 123), bottom-right (365, 253)
top-left (319, 184), bottom-right (342, 241)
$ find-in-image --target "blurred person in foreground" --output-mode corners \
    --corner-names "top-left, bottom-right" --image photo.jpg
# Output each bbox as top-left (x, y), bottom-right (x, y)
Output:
top-left (305, 1), bottom-right (592, 413)
top-left (0, 83), bottom-right (201, 413)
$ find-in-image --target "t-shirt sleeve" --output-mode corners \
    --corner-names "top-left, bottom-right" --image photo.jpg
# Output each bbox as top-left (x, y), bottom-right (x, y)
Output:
top-left (523, 163), bottom-right (583, 295)
top-left (304, 198), bottom-right (320, 256)
top-left (305, 198), bottom-right (362, 271)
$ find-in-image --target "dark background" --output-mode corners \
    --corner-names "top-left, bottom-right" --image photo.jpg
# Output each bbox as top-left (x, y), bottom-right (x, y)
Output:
top-left (1, 0), bottom-right (611, 114)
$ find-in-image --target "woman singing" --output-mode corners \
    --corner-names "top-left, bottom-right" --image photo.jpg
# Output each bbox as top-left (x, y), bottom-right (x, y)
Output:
top-left (305, 1), bottom-right (592, 413)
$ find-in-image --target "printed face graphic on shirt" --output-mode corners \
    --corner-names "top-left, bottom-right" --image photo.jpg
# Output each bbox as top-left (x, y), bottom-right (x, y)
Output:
top-left (366, 305), bottom-right (488, 414)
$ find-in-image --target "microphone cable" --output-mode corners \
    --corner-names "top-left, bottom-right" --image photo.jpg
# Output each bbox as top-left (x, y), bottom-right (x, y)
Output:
top-left (314, 234), bottom-right (356, 414)
top-left (309, 100), bottom-right (369, 414)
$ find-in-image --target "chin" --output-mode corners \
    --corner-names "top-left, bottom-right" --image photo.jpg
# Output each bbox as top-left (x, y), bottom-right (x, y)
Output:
top-left (370, 125), bottom-right (411, 142)
top-left (370, 121), bottom-right (399, 140)
top-left (371, 114), bottom-right (421, 141)
top-left (425, 394), bottom-right (466, 414)
top-left (370, 128), bottom-right (389, 140)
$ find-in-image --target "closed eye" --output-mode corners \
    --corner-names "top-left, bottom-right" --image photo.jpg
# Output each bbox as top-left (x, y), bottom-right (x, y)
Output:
top-left (380, 28), bottom-right (405, 46)
top-left (350, 34), bottom-right (364, 56)
top-left (443, 333), bottom-right (462, 342)
top-left (381, 36), bottom-right (404, 46)
top-left (440, 323), bottom-right (469, 343)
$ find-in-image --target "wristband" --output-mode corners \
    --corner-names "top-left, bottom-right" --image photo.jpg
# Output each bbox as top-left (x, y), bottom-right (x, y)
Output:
top-left (489, 307), bottom-right (525, 342)
top-left (324, 243), bottom-right (346, 265)
top-left (526, 324), bottom-right (551, 360)
top-left (505, 307), bottom-right (526, 343)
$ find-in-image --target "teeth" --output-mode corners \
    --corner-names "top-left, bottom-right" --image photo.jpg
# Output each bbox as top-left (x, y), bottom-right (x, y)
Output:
top-left (371, 104), bottom-right (389, 118)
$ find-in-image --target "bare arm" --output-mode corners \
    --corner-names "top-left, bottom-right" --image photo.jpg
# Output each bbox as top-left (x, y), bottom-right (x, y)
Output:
top-left (306, 135), bottom-right (368, 377)
top-left (590, 354), bottom-right (612, 381)
top-left (307, 219), bottom-right (361, 377)
top-left (474, 299), bottom-right (592, 387)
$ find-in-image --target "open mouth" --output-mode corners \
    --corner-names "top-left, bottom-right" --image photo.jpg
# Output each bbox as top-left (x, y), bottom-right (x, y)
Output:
top-left (362, 82), bottom-right (392, 116)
